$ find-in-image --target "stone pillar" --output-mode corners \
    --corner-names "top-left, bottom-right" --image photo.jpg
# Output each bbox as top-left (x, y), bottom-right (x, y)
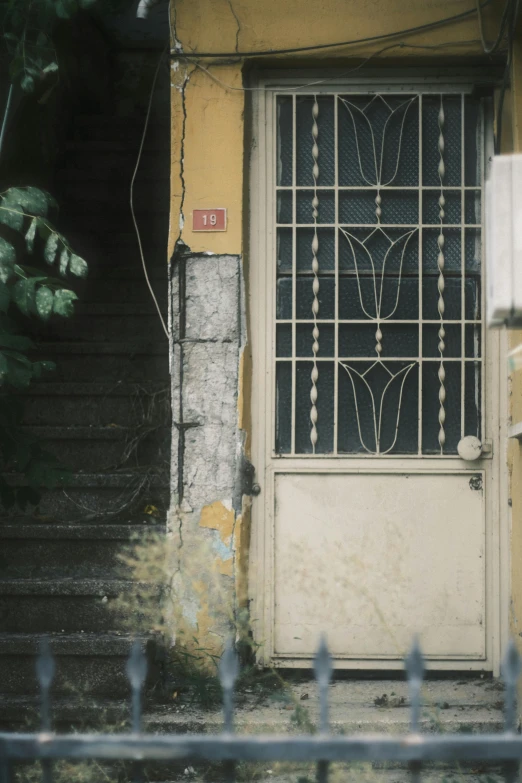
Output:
top-left (167, 245), bottom-right (251, 659)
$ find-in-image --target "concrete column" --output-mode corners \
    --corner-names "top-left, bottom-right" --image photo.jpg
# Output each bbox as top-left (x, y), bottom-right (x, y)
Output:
top-left (168, 246), bottom-right (251, 659)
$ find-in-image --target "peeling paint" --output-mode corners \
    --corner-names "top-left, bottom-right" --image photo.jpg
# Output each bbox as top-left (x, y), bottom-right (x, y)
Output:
top-left (200, 500), bottom-right (235, 544)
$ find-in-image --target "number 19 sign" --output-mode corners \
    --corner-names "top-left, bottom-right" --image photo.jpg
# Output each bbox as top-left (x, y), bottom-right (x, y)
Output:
top-left (192, 208), bottom-right (227, 232)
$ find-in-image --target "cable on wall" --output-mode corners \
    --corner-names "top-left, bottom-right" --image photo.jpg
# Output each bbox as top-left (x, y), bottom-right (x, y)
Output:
top-left (169, 1), bottom-right (493, 60)
top-left (476, 0), bottom-right (513, 54)
top-left (130, 44), bottom-right (170, 340)
top-left (184, 39), bottom-right (491, 95)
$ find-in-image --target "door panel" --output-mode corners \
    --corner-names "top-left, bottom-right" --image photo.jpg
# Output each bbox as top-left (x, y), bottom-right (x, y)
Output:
top-left (274, 471), bottom-right (485, 659)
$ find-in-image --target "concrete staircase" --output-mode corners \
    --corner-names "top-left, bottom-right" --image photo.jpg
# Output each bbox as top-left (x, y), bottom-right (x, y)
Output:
top-left (0, 106), bottom-right (171, 727)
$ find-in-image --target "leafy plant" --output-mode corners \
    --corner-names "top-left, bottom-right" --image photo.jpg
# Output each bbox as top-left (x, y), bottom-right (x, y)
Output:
top-left (1, 0), bottom-right (97, 95)
top-left (0, 185), bottom-right (88, 508)
top-left (1, 0), bottom-right (135, 96)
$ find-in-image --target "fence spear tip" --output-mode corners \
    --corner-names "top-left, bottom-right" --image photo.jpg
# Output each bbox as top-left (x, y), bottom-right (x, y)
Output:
top-left (219, 638), bottom-right (239, 690)
top-left (405, 635), bottom-right (425, 682)
top-left (314, 634), bottom-right (333, 685)
top-left (126, 639), bottom-right (148, 689)
top-left (36, 637), bottom-right (55, 690)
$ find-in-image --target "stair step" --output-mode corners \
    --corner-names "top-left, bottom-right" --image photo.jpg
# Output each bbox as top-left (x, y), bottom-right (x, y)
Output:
top-left (34, 341), bottom-right (168, 355)
top-left (58, 181), bottom-right (170, 213)
top-left (0, 578), bottom-right (156, 633)
top-left (0, 630), bottom-right (146, 653)
top-left (1, 513), bottom-right (164, 526)
top-left (44, 231), bottom-right (168, 271)
top-left (75, 303), bottom-right (168, 316)
top-left (20, 425), bottom-right (170, 472)
top-left (30, 341), bottom-right (169, 383)
top-left (58, 212), bottom-right (168, 233)
top-left (21, 382), bottom-right (168, 395)
top-left (72, 112), bottom-right (170, 128)
top-left (57, 226), bottom-right (169, 264)
top-left (65, 140), bottom-right (169, 153)
top-left (65, 231), bottom-right (169, 253)
top-left (74, 276), bottom-right (168, 307)
top-left (83, 258), bottom-right (168, 277)
top-left (21, 383), bottom-right (170, 427)
top-left (0, 578), bottom-right (138, 594)
top-left (56, 149), bottom-right (168, 180)
top-left (0, 632), bottom-right (156, 697)
top-left (61, 199), bottom-right (169, 217)
top-left (56, 162), bottom-right (170, 181)
top-left (23, 299), bottom-right (169, 341)
top-left (0, 472), bottom-right (169, 522)
top-left (27, 311), bottom-right (168, 342)
top-left (2, 472), bottom-right (169, 488)
top-left (0, 523), bottom-right (164, 578)
top-left (0, 695), bottom-right (131, 730)
top-left (0, 523), bottom-right (163, 538)
top-left (71, 124), bottom-right (169, 146)
top-left (24, 425), bottom-right (146, 437)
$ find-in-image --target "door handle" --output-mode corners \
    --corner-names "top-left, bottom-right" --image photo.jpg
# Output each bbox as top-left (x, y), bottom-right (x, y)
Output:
top-left (457, 435), bottom-right (484, 461)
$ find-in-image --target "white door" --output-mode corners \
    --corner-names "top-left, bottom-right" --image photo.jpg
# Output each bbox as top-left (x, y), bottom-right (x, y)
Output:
top-left (250, 78), bottom-right (505, 671)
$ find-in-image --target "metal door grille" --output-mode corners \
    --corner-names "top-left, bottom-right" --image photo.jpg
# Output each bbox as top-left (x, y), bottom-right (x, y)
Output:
top-left (274, 90), bottom-right (485, 456)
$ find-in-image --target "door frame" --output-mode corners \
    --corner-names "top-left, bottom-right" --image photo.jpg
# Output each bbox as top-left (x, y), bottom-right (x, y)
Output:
top-left (248, 70), bottom-right (509, 674)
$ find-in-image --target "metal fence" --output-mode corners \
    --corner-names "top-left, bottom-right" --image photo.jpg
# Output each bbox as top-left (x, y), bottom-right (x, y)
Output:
top-left (1, 637), bottom-right (522, 783)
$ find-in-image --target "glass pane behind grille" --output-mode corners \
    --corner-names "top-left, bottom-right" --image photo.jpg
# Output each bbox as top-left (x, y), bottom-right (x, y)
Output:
top-left (274, 91), bottom-right (484, 456)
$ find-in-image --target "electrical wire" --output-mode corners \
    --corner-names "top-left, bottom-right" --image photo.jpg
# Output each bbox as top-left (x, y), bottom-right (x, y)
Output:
top-left (0, 84), bottom-right (13, 161)
top-left (476, 0), bottom-right (513, 54)
top-left (185, 40), bottom-right (487, 94)
top-left (170, 1), bottom-right (493, 60)
top-left (130, 44), bottom-right (169, 340)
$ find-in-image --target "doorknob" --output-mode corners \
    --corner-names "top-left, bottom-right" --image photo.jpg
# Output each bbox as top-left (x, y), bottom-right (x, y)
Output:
top-left (457, 436), bottom-right (482, 461)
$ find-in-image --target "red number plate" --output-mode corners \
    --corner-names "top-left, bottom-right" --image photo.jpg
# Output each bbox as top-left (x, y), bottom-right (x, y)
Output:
top-left (192, 208), bottom-right (227, 232)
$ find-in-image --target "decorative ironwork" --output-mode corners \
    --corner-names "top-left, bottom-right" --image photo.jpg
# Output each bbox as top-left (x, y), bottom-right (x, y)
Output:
top-left (337, 94), bottom-right (419, 455)
top-left (1, 636), bottom-right (522, 782)
top-left (437, 95), bottom-right (447, 453)
top-left (338, 94), bottom-right (418, 188)
top-left (310, 96), bottom-right (320, 452)
top-left (275, 90), bottom-right (484, 456)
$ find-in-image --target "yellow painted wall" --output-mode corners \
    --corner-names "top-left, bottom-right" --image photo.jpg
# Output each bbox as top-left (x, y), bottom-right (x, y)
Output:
top-left (169, 0), bottom-right (501, 257)
top-left (170, 0), bottom-right (520, 655)
top-left (170, 62), bottom-right (244, 256)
